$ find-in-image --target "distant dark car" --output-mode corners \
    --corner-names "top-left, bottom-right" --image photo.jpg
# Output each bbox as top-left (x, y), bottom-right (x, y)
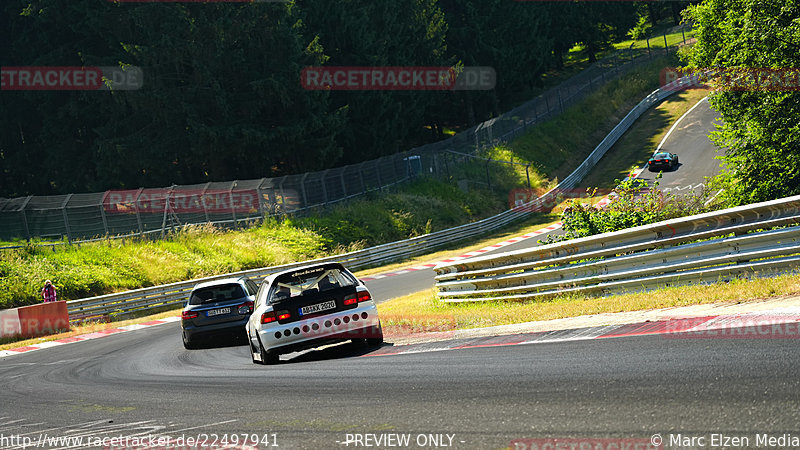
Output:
top-left (648, 152), bottom-right (679, 171)
top-left (180, 276), bottom-right (258, 349)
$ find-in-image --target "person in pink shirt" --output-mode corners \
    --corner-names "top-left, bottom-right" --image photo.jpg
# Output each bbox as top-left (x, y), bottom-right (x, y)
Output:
top-left (41, 280), bottom-right (57, 303)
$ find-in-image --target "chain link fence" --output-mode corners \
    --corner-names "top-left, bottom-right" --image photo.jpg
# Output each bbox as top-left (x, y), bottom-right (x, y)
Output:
top-left (0, 26), bottom-right (691, 246)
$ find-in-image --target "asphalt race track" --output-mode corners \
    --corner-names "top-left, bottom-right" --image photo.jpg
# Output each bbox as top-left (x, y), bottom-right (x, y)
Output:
top-left (0, 98), bottom-right (747, 450)
top-left (2, 324), bottom-right (799, 448)
top-left (639, 96), bottom-right (724, 195)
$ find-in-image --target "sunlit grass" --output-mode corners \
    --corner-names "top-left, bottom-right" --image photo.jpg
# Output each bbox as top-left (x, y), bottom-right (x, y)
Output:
top-left (378, 273), bottom-right (800, 335)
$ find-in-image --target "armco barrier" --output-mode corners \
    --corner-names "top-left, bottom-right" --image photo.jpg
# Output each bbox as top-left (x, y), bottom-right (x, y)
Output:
top-left (65, 74), bottom-right (700, 321)
top-left (1, 301), bottom-right (70, 339)
top-left (434, 195), bottom-right (800, 302)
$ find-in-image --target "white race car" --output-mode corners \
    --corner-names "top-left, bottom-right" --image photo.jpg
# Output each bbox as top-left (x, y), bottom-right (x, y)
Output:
top-left (246, 262), bottom-right (383, 365)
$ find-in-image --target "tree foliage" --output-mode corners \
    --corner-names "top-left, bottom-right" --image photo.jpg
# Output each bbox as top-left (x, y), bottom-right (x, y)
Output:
top-left (684, 0), bottom-right (800, 205)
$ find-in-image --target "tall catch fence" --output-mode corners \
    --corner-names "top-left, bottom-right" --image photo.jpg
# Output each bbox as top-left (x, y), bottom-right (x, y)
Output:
top-left (0, 26), bottom-right (691, 245)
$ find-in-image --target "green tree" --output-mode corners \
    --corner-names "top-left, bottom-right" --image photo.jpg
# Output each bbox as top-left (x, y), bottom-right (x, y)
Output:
top-left (299, 0), bottom-right (450, 161)
top-left (684, 0), bottom-right (800, 205)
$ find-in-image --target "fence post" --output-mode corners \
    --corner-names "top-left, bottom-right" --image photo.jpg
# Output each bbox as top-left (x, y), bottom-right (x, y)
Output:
top-left (133, 188), bottom-right (145, 237)
top-left (300, 173), bottom-right (309, 209)
top-left (201, 182), bottom-right (211, 223)
top-left (486, 158), bottom-right (492, 189)
top-left (277, 176), bottom-right (288, 213)
top-left (557, 88), bottom-right (564, 113)
top-left (682, 28), bottom-right (686, 45)
top-left (257, 178), bottom-right (269, 219)
top-left (320, 170), bottom-right (330, 205)
top-left (375, 159), bottom-right (383, 191)
top-left (339, 169), bottom-right (348, 199)
top-left (358, 162), bottom-right (367, 193)
top-left (230, 181), bottom-right (238, 229)
top-left (99, 204), bottom-right (109, 237)
top-left (647, 37), bottom-right (651, 59)
top-left (160, 185), bottom-right (174, 237)
top-left (19, 195), bottom-right (32, 241)
top-left (525, 165), bottom-right (531, 189)
top-left (61, 194), bottom-right (73, 244)
top-left (664, 32), bottom-right (669, 54)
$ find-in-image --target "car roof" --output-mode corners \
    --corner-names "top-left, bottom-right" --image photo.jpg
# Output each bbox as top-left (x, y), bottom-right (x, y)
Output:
top-left (191, 276), bottom-right (248, 291)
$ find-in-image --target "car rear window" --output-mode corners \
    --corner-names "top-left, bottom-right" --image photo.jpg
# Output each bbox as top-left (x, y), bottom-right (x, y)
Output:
top-left (189, 283), bottom-right (246, 305)
top-left (653, 153), bottom-right (670, 159)
top-left (270, 267), bottom-right (356, 303)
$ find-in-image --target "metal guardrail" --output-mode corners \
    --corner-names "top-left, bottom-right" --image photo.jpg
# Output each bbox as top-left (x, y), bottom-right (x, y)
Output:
top-left (66, 74), bottom-right (701, 321)
top-left (434, 195), bottom-right (800, 302)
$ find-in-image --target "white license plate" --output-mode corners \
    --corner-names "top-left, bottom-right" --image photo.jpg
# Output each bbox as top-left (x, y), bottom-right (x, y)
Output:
top-left (207, 307), bottom-right (231, 317)
top-left (299, 300), bottom-right (336, 316)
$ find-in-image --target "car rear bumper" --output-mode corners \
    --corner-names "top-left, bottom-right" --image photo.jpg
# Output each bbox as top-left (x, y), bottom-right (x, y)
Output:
top-left (255, 303), bottom-right (381, 355)
top-left (182, 317), bottom-right (249, 340)
top-left (648, 163), bottom-right (672, 170)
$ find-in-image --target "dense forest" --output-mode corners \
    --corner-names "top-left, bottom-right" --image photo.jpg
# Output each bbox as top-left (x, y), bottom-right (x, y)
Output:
top-left (0, 1), bottom-right (689, 198)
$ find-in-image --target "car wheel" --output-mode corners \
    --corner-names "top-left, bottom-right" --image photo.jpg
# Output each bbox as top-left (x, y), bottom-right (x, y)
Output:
top-left (182, 331), bottom-right (197, 350)
top-left (252, 333), bottom-right (279, 365)
top-left (366, 321), bottom-right (384, 347)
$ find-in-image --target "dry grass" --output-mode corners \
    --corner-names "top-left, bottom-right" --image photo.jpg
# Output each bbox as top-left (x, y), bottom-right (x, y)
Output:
top-left (377, 273), bottom-right (800, 335)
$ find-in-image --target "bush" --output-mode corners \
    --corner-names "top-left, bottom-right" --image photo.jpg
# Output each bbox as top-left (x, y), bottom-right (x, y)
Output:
top-left (542, 172), bottom-right (710, 243)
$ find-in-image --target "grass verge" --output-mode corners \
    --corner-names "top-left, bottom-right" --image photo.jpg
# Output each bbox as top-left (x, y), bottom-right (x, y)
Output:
top-left (378, 273), bottom-right (800, 335)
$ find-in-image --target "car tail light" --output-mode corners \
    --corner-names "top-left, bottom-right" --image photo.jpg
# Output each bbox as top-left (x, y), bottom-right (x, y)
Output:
top-left (261, 312), bottom-right (277, 324)
top-left (343, 294), bottom-right (358, 306)
top-left (277, 311), bottom-right (291, 321)
top-left (181, 311), bottom-right (199, 320)
top-left (238, 300), bottom-right (254, 315)
top-left (357, 291), bottom-right (372, 303)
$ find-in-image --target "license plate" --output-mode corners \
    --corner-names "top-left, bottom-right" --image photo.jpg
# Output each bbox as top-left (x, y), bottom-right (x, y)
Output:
top-left (207, 307), bottom-right (231, 317)
top-left (299, 300), bottom-right (336, 316)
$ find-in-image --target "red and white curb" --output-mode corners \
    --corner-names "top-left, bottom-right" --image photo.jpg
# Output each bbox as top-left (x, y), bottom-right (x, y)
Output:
top-left (363, 309), bottom-right (800, 358)
top-left (0, 316), bottom-right (181, 359)
top-left (360, 222), bottom-right (564, 281)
